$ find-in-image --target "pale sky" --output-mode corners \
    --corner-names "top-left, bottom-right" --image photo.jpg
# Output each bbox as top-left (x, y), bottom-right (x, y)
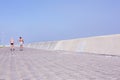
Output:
top-left (0, 0), bottom-right (120, 45)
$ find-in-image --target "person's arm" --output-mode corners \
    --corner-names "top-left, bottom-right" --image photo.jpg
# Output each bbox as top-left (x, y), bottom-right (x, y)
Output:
top-left (23, 39), bottom-right (24, 44)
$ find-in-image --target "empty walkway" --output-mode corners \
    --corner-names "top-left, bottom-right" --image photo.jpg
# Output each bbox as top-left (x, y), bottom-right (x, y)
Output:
top-left (0, 47), bottom-right (120, 80)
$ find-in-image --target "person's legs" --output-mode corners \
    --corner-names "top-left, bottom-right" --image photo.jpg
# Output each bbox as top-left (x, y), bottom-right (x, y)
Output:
top-left (10, 43), bottom-right (14, 51)
top-left (20, 44), bottom-right (23, 51)
top-left (10, 44), bottom-right (12, 51)
top-left (12, 44), bottom-right (15, 51)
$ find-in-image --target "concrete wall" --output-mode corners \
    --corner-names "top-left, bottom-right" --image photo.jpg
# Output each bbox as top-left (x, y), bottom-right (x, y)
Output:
top-left (25, 34), bottom-right (120, 55)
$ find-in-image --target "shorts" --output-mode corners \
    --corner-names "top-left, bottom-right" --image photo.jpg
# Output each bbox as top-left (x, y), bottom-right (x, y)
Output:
top-left (20, 42), bottom-right (23, 46)
top-left (11, 43), bottom-right (14, 45)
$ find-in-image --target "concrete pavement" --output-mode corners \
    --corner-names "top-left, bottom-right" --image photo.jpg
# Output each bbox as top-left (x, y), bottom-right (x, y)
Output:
top-left (0, 47), bottom-right (120, 80)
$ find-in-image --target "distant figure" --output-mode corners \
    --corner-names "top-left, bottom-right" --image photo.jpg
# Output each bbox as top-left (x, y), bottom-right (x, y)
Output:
top-left (19, 37), bottom-right (24, 51)
top-left (10, 38), bottom-right (15, 51)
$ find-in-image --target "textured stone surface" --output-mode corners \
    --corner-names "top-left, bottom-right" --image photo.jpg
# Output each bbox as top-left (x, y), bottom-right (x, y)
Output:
top-left (0, 47), bottom-right (120, 80)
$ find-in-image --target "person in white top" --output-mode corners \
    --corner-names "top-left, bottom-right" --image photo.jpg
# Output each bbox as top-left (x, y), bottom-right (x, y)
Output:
top-left (10, 38), bottom-right (15, 51)
top-left (19, 37), bottom-right (24, 51)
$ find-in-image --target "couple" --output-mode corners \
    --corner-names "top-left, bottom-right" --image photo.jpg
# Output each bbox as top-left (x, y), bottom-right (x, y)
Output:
top-left (10, 37), bottom-right (24, 51)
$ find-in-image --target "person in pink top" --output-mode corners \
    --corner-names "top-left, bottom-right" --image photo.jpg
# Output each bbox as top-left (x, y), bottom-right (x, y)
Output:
top-left (10, 38), bottom-right (15, 51)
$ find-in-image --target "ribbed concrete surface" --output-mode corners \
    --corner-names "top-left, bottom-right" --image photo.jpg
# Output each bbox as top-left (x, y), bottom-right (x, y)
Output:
top-left (0, 47), bottom-right (120, 80)
top-left (25, 34), bottom-right (120, 55)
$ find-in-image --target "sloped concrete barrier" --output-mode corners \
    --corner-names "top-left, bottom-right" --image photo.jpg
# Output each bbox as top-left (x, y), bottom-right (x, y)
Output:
top-left (25, 34), bottom-right (120, 55)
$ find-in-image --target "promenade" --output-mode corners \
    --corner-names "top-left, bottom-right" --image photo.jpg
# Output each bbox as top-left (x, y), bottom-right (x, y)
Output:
top-left (0, 47), bottom-right (120, 80)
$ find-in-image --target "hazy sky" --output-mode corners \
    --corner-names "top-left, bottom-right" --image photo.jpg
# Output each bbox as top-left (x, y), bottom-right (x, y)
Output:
top-left (0, 0), bottom-right (120, 44)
